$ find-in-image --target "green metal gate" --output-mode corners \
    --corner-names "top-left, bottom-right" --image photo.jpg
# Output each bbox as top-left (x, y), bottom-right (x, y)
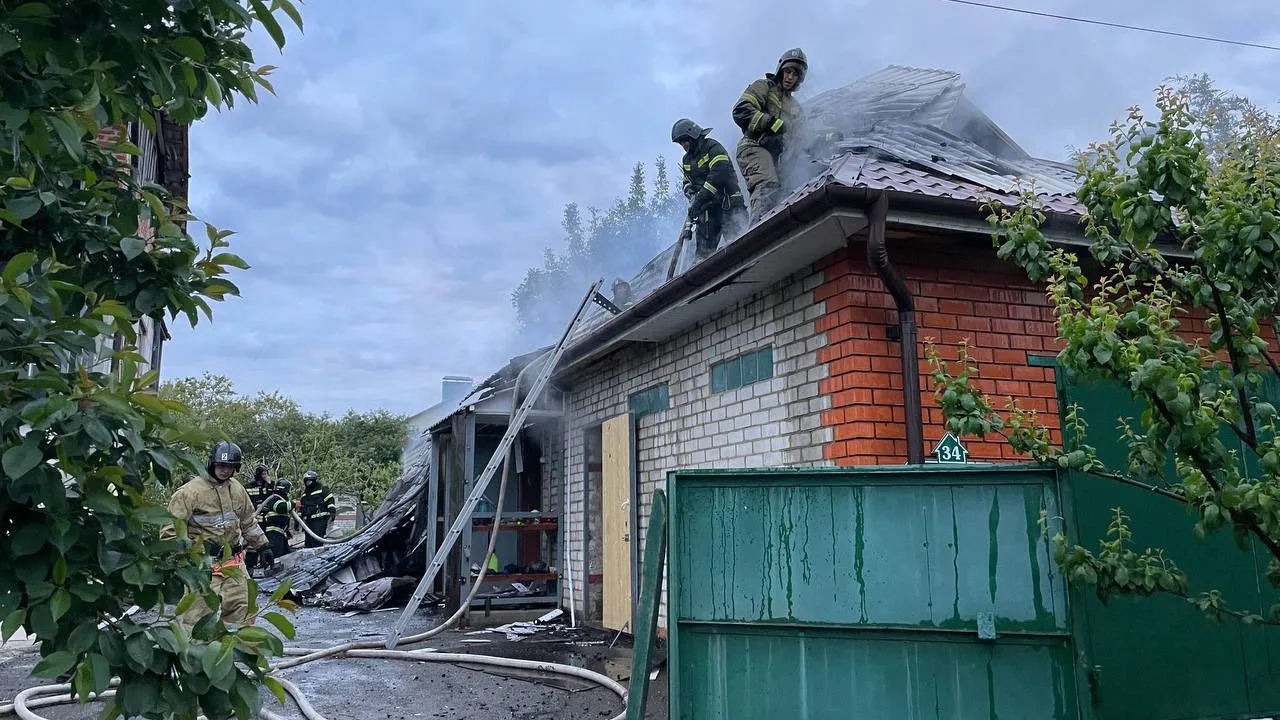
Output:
top-left (1060, 372), bottom-right (1280, 720)
top-left (666, 466), bottom-right (1078, 719)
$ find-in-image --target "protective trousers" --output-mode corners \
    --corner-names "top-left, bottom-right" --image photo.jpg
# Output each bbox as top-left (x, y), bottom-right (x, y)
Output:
top-left (737, 144), bottom-right (781, 224)
top-left (304, 516), bottom-right (329, 548)
top-left (178, 560), bottom-right (251, 627)
top-left (266, 526), bottom-right (290, 558)
top-left (693, 202), bottom-right (748, 260)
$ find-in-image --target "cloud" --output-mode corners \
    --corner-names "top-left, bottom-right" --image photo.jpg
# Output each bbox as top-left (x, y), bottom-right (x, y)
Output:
top-left (164, 0), bottom-right (1280, 415)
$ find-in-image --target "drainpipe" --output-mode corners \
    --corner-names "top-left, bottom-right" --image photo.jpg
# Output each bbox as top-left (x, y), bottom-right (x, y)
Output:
top-left (866, 192), bottom-right (925, 464)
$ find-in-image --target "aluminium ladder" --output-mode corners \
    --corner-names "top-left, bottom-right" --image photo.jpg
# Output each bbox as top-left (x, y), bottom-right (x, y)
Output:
top-left (384, 279), bottom-right (607, 648)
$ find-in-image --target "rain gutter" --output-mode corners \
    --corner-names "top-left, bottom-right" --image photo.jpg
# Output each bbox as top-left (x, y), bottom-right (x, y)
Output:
top-left (865, 191), bottom-right (925, 464)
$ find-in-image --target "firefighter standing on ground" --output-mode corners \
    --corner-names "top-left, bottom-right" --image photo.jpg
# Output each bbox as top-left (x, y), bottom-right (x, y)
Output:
top-left (733, 48), bottom-right (809, 223)
top-left (163, 441), bottom-right (271, 626)
top-left (672, 119), bottom-right (747, 262)
top-left (263, 477), bottom-right (293, 562)
top-left (299, 470), bottom-right (336, 548)
top-left (243, 464), bottom-right (272, 569)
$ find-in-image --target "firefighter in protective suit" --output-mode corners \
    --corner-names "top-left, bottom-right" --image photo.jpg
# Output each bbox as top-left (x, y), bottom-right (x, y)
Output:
top-left (244, 464), bottom-right (272, 569)
top-left (163, 441), bottom-right (271, 627)
top-left (732, 48), bottom-right (809, 223)
top-left (263, 478), bottom-right (293, 561)
top-left (299, 470), bottom-right (336, 548)
top-left (672, 119), bottom-right (747, 262)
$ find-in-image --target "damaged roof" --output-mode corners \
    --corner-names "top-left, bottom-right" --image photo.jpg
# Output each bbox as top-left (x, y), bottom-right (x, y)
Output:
top-left (563, 64), bottom-right (1085, 345)
top-left (260, 405), bottom-right (440, 595)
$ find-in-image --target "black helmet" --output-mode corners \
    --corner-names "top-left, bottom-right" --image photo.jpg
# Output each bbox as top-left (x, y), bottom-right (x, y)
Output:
top-left (303, 470), bottom-right (319, 484)
top-left (775, 48), bottom-right (808, 86)
top-left (254, 464), bottom-right (269, 482)
top-left (274, 478), bottom-right (292, 496)
top-left (671, 118), bottom-right (709, 144)
top-left (207, 440), bottom-right (243, 478)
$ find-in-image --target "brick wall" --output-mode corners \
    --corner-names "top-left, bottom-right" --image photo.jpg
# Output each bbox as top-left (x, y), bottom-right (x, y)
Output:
top-left (554, 222), bottom-right (1246, 632)
top-left (559, 266), bottom-right (834, 627)
top-left (817, 230), bottom-right (1064, 465)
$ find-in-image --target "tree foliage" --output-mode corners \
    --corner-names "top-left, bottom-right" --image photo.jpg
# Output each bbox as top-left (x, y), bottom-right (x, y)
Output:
top-left (927, 78), bottom-right (1280, 626)
top-left (0, 0), bottom-right (302, 717)
top-left (511, 157), bottom-right (684, 342)
top-left (162, 373), bottom-right (408, 507)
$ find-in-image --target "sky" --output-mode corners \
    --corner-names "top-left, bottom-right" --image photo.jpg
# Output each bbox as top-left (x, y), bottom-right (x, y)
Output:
top-left (167, 0), bottom-right (1280, 417)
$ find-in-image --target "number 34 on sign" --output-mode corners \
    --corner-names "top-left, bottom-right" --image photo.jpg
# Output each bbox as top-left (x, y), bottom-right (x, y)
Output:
top-left (932, 433), bottom-right (970, 464)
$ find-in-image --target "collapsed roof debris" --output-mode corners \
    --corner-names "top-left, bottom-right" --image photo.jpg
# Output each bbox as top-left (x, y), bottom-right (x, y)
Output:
top-left (259, 349), bottom-right (558, 599)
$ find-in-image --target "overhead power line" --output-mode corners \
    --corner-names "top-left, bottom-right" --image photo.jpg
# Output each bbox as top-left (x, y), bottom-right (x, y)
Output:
top-left (941, 0), bottom-right (1280, 53)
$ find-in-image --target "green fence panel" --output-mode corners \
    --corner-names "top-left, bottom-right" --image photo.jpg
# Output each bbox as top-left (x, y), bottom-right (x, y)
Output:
top-left (667, 466), bottom-right (1077, 720)
top-left (1062, 374), bottom-right (1280, 720)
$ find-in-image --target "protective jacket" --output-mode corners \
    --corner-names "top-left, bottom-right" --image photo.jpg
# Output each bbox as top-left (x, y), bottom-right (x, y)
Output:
top-left (164, 475), bottom-right (268, 558)
top-left (733, 74), bottom-right (803, 157)
top-left (680, 136), bottom-right (743, 218)
top-left (246, 480), bottom-right (272, 515)
top-left (300, 481), bottom-right (336, 522)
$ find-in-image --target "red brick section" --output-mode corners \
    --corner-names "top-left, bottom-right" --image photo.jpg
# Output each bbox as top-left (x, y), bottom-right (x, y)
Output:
top-left (815, 231), bottom-right (1064, 465)
top-left (814, 229), bottom-right (1230, 466)
top-left (95, 125), bottom-right (132, 167)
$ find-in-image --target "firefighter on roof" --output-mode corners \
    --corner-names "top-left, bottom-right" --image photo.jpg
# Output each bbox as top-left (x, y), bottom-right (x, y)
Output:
top-left (732, 48), bottom-right (808, 223)
top-left (299, 469), bottom-right (336, 548)
top-left (163, 440), bottom-right (270, 627)
top-left (672, 118), bottom-right (747, 263)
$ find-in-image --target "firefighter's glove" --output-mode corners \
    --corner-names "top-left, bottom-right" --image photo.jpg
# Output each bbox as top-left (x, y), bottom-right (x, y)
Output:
top-left (678, 222), bottom-right (694, 244)
top-left (689, 188), bottom-right (716, 218)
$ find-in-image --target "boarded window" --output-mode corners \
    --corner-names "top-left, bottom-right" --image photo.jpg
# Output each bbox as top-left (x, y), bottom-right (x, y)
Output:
top-left (710, 345), bottom-right (775, 393)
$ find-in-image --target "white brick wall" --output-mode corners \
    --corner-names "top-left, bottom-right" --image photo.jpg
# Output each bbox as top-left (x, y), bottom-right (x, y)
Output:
top-left (556, 265), bottom-right (833, 629)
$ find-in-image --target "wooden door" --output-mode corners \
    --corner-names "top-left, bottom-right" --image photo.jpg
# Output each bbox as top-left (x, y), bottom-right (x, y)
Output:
top-left (602, 413), bottom-right (632, 631)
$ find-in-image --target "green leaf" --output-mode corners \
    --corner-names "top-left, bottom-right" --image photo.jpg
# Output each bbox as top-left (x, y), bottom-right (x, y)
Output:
top-left (125, 633), bottom-right (154, 668)
top-left (3, 439), bottom-right (43, 479)
top-left (263, 676), bottom-right (288, 704)
top-left (277, 0), bottom-right (304, 30)
top-left (72, 659), bottom-right (93, 701)
top-left (209, 252), bottom-right (250, 270)
top-left (120, 237), bottom-right (148, 260)
top-left (89, 653), bottom-right (115, 693)
top-left (261, 611), bottom-right (296, 640)
top-left (5, 195), bottom-right (41, 220)
top-left (2, 609), bottom-right (26, 641)
top-left (7, 3), bottom-right (54, 19)
top-left (249, 0), bottom-right (287, 49)
top-left (174, 592), bottom-right (199, 617)
top-left (32, 650), bottom-right (77, 678)
top-left (171, 36), bottom-right (206, 61)
top-left (49, 588), bottom-right (71, 621)
top-left (1092, 345), bottom-right (1113, 364)
top-left (48, 113), bottom-right (85, 160)
top-left (2, 251), bottom-right (37, 282)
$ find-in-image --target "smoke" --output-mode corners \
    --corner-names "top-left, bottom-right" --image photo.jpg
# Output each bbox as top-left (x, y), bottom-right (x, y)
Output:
top-left (509, 160), bottom-right (686, 351)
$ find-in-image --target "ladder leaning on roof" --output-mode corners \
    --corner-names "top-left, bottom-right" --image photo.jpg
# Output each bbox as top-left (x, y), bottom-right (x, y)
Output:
top-left (384, 279), bottom-right (610, 649)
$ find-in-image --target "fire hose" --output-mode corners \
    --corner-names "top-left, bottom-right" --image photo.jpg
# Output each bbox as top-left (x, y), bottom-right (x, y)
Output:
top-left (0, 350), bottom-right (631, 720)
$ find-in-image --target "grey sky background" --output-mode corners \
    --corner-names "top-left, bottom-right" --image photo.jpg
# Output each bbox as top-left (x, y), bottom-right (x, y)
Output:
top-left (166, 0), bottom-right (1280, 416)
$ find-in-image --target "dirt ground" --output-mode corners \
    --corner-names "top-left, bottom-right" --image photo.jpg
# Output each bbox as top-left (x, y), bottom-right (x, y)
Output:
top-left (0, 604), bottom-right (669, 720)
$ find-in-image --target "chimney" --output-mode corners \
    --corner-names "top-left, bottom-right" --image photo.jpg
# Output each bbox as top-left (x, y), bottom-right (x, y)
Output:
top-left (441, 375), bottom-right (473, 406)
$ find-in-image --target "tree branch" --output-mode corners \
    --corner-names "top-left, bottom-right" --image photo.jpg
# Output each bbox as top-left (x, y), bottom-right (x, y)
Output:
top-left (1151, 394), bottom-right (1280, 562)
top-left (1212, 286), bottom-right (1257, 448)
top-left (1083, 466), bottom-right (1189, 504)
top-left (988, 426), bottom-right (1188, 503)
